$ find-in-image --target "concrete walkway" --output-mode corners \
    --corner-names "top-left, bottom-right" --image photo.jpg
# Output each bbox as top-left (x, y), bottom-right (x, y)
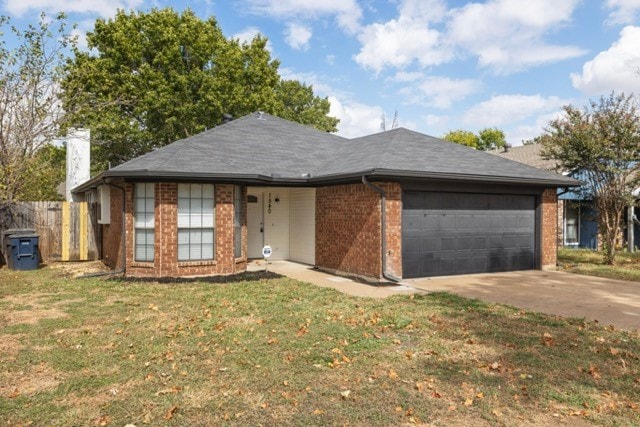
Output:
top-left (250, 260), bottom-right (640, 332)
top-left (247, 260), bottom-right (415, 298)
top-left (405, 270), bottom-right (640, 332)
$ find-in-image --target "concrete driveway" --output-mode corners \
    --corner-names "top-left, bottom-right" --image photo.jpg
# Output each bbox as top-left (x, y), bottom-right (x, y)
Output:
top-left (405, 270), bottom-right (640, 332)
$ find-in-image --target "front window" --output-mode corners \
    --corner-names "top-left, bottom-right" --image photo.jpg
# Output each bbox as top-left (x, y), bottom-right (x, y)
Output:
top-left (565, 204), bottom-right (579, 245)
top-left (134, 183), bottom-right (155, 262)
top-left (234, 186), bottom-right (243, 258)
top-left (178, 184), bottom-right (215, 261)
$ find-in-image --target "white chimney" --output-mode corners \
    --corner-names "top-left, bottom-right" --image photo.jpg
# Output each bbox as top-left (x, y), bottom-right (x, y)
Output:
top-left (65, 128), bottom-right (91, 202)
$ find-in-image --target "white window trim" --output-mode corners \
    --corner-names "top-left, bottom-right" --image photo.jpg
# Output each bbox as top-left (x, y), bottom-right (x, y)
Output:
top-left (134, 183), bottom-right (155, 262)
top-left (177, 183), bottom-right (216, 262)
top-left (564, 202), bottom-right (580, 246)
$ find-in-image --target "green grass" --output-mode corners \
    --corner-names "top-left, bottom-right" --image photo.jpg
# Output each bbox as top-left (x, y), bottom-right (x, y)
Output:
top-left (559, 248), bottom-right (640, 281)
top-left (1, 267), bottom-right (639, 426)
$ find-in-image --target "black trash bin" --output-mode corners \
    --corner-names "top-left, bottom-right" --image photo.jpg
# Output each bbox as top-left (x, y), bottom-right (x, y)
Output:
top-left (3, 228), bottom-right (39, 270)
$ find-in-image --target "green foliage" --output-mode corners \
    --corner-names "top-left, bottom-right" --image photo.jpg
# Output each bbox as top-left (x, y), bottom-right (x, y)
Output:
top-left (478, 127), bottom-right (507, 150)
top-left (442, 129), bottom-right (479, 148)
top-left (0, 13), bottom-right (73, 205)
top-left (442, 128), bottom-right (506, 150)
top-left (18, 145), bottom-right (66, 201)
top-left (62, 8), bottom-right (338, 172)
top-left (542, 92), bottom-right (640, 264)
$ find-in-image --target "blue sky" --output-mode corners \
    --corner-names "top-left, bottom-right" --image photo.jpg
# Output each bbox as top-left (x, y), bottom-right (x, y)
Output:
top-left (4, 0), bottom-right (640, 144)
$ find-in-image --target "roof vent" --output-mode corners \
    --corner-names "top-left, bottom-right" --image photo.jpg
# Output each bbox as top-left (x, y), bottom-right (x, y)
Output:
top-left (222, 113), bottom-right (233, 124)
top-left (503, 143), bottom-right (512, 153)
top-left (257, 111), bottom-right (266, 120)
top-left (301, 173), bottom-right (311, 178)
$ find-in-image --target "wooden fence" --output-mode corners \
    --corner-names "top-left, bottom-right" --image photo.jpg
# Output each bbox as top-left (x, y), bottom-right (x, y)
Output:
top-left (0, 201), bottom-right (100, 263)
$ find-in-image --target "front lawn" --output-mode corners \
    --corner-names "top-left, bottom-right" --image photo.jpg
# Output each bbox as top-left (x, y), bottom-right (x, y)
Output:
top-left (559, 248), bottom-right (640, 282)
top-left (1, 267), bottom-right (639, 426)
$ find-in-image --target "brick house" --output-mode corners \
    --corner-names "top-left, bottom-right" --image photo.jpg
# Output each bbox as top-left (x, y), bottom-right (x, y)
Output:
top-left (74, 113), bottom-right (578, 280)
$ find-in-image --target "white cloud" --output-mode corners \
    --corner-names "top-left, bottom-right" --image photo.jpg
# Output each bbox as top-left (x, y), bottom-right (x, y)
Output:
top-left (232, 27), bottom-right (273, 52)
top-left (605, 0), bottom-right (640, 25)
top-left (329, 96), bottom-right (384, 138)
top-left (396, 72), bottom-right (482, 108)
top-left (242, 0), bottom-right (362, 33)
top-left (354, 0), bottom-right (585, 74)
top-left (571, 25), bottom-right (640, 95)
top-left (462, 94), bottom-right (568, 127)
top-left (354, 0), bottom-right (450, 73)
top-left (447, 0), bottom-right (586, 73)
top-left (284, 22), bottom-right (312, 50)
top-left (3, 0), bottom-right (143, 17)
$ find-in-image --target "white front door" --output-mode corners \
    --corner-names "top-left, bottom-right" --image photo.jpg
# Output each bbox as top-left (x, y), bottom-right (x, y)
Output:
top-left (247, 192), bottom-right (264, 258)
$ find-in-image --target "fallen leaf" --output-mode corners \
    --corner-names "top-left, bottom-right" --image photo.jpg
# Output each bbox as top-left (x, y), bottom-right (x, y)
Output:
top-left (490, 362), bottom-right (500, 370)
top-left (464, 398), bottom-right (473, 406)
top-left (312, 409), bottom-right (325, 415)
top-left (340, 390), bottom-right (351, 399)
top-left (164, 405), bottom-right (178, 420)
top-left (610, 347), bottom-right (620, 355)
top-left (388, 369), bottom-right (398, 379)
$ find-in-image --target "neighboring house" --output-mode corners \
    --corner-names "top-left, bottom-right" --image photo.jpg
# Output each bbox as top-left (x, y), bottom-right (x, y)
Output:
top-left (73, 113), bottom-right (578, 280)
top-left (490, 144), bottom-right (599, 249)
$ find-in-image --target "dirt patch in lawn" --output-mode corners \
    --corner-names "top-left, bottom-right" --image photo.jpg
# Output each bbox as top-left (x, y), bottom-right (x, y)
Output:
top-left (0, 334), bottom-right (24, 359)
top-left (0, 362), bottom-right (63, 397)
top-left (1, 294), bottom-right (70, 325)
top-left (49, 261), bottom-right (115, 278)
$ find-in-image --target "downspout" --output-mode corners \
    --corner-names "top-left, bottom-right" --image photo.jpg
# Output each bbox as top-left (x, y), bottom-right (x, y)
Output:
top-left (362, 175), bottom-right (402, 283)
top-left (80, 179), bottom-right (126, 278)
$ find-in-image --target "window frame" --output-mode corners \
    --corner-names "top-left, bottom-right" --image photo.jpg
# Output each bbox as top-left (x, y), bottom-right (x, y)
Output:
top-left (234, 185), bottom-right (243, 258)
top-left (134, 183), bottom-right (155, 262)
top-left (177, 183), bottom-right (215, 262)
top-left (564, 202), bottom-right (580, 246)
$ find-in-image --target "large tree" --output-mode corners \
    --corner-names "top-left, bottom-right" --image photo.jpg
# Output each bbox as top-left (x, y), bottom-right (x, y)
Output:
top-left (442, 128), bottom-right (506, 151)
top-left (542, 92), bottom-right (640, 264)
top-left (0, 14), bottom-right (72, 207)
top-left (62, 8), bottom-right (338, 171)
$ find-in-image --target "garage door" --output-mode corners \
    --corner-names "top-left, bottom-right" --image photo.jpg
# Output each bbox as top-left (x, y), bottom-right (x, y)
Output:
top-left (402, 192), bottom-right (536, 278)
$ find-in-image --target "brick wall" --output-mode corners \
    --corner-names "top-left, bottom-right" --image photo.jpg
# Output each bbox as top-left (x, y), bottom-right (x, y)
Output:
top-left (102, 185), bottom-right (124, 269)
top-left (315, 182), bottom-right (402, 280)
top-left (382, 182), bottom-right (402, 279)
top-left (119, 182), bottom-right (246, 278)
top-left (541, 188), bottom-right (558, 268)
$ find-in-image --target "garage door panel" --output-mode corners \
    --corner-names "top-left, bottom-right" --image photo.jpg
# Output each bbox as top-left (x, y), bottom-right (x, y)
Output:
top-left (422, 214), bottom-right (439, 230)
top-left (473, 236), bottom-right (487, 250)
top-left (457, 214), bottom-right (473, 229)
top-left (439, 214), bottom-right (456, 230)
top-left (441, 237), bottom-right (455, 251)
top-left (402, 191), bottom-right (536, 278)
top-left (403, 237), bottom-right (421, 257)
top-left (457, 236), bottom-right (473, 251)
top-left (422, 237), bottom-right (439, 252)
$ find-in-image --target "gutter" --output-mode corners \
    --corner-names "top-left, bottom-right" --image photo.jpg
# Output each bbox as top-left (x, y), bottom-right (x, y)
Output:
top-left (361, 175), bottom-right (402, 283)
top-left (80, 179), bottom-right (126, 278)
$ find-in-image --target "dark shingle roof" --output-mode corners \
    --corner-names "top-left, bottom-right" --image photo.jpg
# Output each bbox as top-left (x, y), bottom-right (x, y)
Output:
top-left (77, 112), bottom-right (579, 190)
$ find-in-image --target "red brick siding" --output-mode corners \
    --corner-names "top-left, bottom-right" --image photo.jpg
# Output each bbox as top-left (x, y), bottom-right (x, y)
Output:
top-left (102, 186), bottom-right (124, 269)
top-left (315, 182), bottom-right (402, 279)
top-left (382, 183), bottom-right (402, 278)
top-left (122, 182), bottom-right (246, 278)
top-left (541, 188), bottom-right (558, 268)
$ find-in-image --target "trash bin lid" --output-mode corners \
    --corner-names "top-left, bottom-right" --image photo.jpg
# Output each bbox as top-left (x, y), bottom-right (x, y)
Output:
top-left (3, 228), bottom-right (37, 238)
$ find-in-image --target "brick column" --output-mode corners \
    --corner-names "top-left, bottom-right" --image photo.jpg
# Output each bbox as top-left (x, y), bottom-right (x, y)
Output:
top-left (541, 188), bottom-right (558, 269)
top-left (215, 184), bottom-right (235, 274)
top-left (382, 182), bottom-right (403, 279)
